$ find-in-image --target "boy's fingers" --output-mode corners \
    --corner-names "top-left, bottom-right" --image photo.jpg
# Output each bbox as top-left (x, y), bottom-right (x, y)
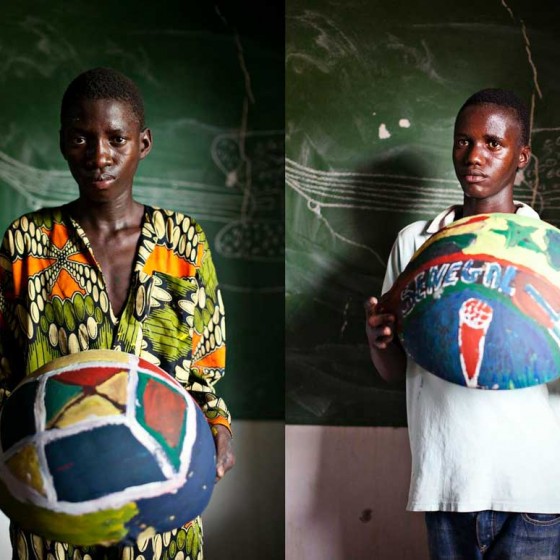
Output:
top-left (367, 312), bottom-right (395, 327)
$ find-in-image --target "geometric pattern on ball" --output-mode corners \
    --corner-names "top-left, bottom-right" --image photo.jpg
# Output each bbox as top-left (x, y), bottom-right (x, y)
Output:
top-left (0, 349), bottom-right (216, 545)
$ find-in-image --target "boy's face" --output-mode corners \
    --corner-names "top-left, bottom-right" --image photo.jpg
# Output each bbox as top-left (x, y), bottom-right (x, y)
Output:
top-left (452, 103), bottom-right (530, 203)
top-left (60, 98), bottom-right (152, 203)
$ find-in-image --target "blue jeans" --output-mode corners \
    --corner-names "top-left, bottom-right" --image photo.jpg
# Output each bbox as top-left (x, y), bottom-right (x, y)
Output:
top-left (425, 511), bottom-right (560, 559)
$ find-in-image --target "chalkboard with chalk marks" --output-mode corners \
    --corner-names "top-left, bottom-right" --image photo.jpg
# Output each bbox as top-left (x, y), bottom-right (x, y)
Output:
top-left (0, 1), bottom-right (284, 420)
top-left (286, 0), bottom-right (560, 426)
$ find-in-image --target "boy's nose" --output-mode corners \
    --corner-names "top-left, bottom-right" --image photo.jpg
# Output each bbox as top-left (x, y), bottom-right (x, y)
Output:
top-left (465, 144), bottom-right (484, 165)
top-left (87, 140), bottom-right (112, 168)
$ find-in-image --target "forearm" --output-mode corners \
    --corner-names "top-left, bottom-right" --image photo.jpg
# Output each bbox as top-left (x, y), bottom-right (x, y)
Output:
top-left (369, 337), bottom-right (407, 384)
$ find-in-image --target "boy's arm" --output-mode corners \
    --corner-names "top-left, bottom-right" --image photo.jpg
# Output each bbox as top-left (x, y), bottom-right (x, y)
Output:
top-left (0, 226), bottom-right (24, 410)
top-left (365, 296), bottom-right (406, 383)
top-left (365, 229), bottom-right (413, 383)
top-left (188, 224), bottom-right (234, 480)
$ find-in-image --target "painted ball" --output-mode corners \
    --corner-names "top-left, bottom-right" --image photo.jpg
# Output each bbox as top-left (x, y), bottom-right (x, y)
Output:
top-left (381, 213), bottom-right (560, 389)
top-left (0, 349), bottom-right (216, 545)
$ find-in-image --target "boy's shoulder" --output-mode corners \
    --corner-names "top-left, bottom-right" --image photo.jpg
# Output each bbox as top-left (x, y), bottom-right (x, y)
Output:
top-left (144, 205), bottom-right (201, 229)
top-left (395, 218), bottom-right (433, 244)
top-left (143, 205), bottom-right (208, 243)
top-left (395, 204), bottom-right (465, 245)
top-left (4, 206), bottom-right (66, 233)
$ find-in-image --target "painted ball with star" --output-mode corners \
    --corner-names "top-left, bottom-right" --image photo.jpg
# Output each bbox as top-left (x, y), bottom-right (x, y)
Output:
top-left (381, 213), bottom-right (560, 389)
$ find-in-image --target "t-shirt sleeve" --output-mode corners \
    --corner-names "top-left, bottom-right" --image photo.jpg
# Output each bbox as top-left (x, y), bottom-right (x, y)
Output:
top-left (382, 239), bottom-right (401, 296)
top-left (382, 230), bottom-right (409, 295)
top-left (382, 222), bottom-right (427, 296)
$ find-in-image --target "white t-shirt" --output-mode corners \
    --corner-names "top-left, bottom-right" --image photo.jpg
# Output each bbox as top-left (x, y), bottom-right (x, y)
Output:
top-left (382, 203), bottom-right (560, 513)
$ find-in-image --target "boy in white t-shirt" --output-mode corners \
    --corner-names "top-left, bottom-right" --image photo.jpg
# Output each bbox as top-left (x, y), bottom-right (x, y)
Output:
top-left (366, 89), bottom-right (560, 559)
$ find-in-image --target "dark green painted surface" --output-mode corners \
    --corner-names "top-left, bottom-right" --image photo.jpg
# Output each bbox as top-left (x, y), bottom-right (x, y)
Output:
top-left (286, 0), bottom-right (560, 426)
top-left (0, 1), bottom-right (284, 420)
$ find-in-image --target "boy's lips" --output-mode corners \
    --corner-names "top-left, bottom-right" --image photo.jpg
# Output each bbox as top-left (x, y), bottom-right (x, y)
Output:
top-left (87, 173), bottom-right (116, 187)
top-left (463, 175), bottom-right (486, 184)
top-left (460, 171), bottom-right (487, 184)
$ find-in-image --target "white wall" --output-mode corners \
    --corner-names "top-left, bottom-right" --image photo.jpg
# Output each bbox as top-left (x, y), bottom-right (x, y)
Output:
top-left (0, 420), bottom-right (284, 559)
top-left (0, 510), bottom-right (8, 557)
top-left (286, 425), bottom-right (428, 560)
top-left (205, 420), bottom-right (284, 559)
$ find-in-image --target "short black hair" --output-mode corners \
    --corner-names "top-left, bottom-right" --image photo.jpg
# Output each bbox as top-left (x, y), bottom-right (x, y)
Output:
top-left (60, 67), bottom-right (145, 128)
top-left (457, 88), bottom-right (530, 146)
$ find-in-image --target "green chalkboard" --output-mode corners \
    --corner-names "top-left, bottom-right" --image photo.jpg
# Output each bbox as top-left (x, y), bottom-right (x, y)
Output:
top-left (0, 1), bottom-right (284, 420)
top-left (286, 0), bottom-right (560, 426)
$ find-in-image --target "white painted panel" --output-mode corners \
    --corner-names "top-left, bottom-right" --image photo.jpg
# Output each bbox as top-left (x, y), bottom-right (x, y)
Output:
top-left (286, 425), bottom-right (429, 560)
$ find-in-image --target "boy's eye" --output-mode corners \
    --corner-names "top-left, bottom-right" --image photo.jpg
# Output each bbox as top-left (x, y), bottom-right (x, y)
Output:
top-left (455, 138), bottom-right (468, 147)
top-left (112, 136), bottom-right (126, 145)
top-left (488, 140), bottom-right (501, 149)
top-left (71, 136), bottom-right (86, 145)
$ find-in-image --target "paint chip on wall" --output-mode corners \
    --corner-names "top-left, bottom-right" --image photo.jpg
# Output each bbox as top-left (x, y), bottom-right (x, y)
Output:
top-left (399, 119), bottom-right (411, 128)
top-left (378, 124), bottom-right (391, 139)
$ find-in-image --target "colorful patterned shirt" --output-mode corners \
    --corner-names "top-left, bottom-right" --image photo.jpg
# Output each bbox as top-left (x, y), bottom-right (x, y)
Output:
top-left (0, 204), bottom-right (230, 559)
top-left (0, 204), bottom-right (230, 433)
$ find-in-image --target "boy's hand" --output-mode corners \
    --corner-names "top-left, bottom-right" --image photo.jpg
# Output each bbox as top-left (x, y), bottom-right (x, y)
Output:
top-left (365, 296), bottom-right (397, 350)
top-left (213, 424), bottom-right (235, 482)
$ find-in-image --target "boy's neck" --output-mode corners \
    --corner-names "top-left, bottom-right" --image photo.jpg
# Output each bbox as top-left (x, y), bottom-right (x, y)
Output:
top-left (68, 196), bottom-right (144, 233)
top-left (462, 196), bottom-right (517, 218)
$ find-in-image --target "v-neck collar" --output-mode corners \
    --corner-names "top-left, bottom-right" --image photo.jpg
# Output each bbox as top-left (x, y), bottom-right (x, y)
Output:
top-left (62, 203), bottom-right (152, 325)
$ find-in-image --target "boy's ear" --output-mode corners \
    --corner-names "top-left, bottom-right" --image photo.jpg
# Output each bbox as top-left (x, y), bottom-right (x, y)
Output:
top-left (517, 145), bottom-right (531, 170)
top-left (139, 128), bottom-right (153, 160)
